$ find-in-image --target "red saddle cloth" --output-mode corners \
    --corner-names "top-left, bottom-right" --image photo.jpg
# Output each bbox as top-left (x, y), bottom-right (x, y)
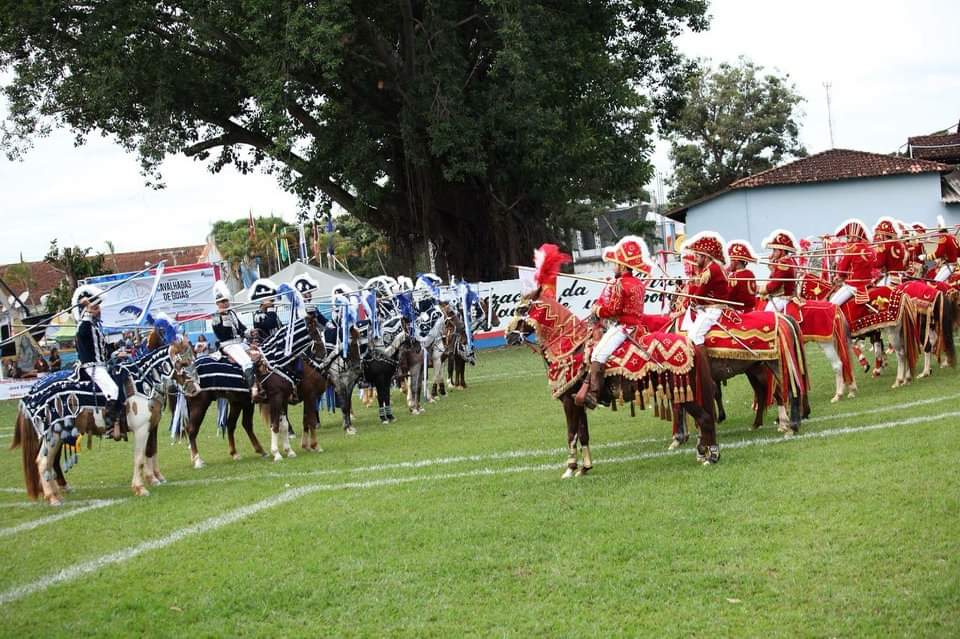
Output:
top-left (605, 331), bottom-right (696, 379)
top-left (898, 280), bottom-right (942, 312)
top-left (703, 310), bottom-right (780, 360)
top-left (783, 299), bottom-right (836, 343)
top-left (840, 286), bottom-right (907, 336)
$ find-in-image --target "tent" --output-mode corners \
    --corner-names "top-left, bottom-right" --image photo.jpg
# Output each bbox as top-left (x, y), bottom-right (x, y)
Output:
top-left (237, 261), bottom-right (359, 303)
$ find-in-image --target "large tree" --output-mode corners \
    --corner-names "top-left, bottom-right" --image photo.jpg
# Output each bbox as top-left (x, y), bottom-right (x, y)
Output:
top-left (43, 241), bottom-right (110, 312)
top-left (0, 1), bottom-right (707, 279)
top-left (661, 57), bottom-right (806, 207)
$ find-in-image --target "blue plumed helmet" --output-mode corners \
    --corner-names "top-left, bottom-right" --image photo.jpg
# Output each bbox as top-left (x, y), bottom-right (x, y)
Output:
top-left (152, 312), bottom-right (179, 345)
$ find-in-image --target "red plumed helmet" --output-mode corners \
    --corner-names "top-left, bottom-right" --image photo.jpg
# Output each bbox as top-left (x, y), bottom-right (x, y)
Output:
top-left (726, 239), bottom-right (758, 263)
top-left (603, 235), bottom-right (650, 272)
top-left (835, 218), bottom-right (868, 241)
top-left (873, 216), bottom-right (899, 239)
top-left (761, 229), bottom-right (798, 253)
top-left (533, 243), bottom-right (572, 297)
top-left (683, 231), bottom-right (727, 264)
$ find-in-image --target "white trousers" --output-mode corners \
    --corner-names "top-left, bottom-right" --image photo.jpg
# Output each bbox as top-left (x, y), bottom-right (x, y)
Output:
top-left (829, 284), bottom-right (856, 306)
top-left (222, 343), bottom-right (253, 371)
top-left (764, 296), bottom-right (788, 313)
top-left (935, 264), bottom-right (954, 282)
top-left (591, 325), bottom-right (628, 363)
top-left (86, 364), bottom-right (119, 401)
top-left (689, 307), bottom-right (723, 345)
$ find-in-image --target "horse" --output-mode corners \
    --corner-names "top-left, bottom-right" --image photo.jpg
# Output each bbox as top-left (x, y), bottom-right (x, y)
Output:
top-left (12, 334), bottom-right (199, 504)
top-left (325, 325), bottom-right (364, 435)
top-left (505, 288), bottom-right (720, 476)
top-left (397, 328), bottom-right (426, 414)
top-left (413, 306), bottom-right (452, 401)
top-left (446, 297), bottom-right (500, 389)
top-left (897, 280), bottom-right (956, 377)
top-left (361, 315), bottom-right (407, 424)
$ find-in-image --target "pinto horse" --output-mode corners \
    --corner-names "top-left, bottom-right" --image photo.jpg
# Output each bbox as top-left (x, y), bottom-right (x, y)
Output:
top-left (12, 334), bottom-right (199, 504)
top-left (505, 289), bottom-right (719, 476)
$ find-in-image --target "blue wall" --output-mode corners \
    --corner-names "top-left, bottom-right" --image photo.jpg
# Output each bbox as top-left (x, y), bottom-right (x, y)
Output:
top-left (686, 172), bottom-right (959, 244)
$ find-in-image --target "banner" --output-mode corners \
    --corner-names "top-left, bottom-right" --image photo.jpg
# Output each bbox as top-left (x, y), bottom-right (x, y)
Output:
top-left (0, 376), bottom-right (44, 401)
top-left (84, 263), bottom-right (222, 326)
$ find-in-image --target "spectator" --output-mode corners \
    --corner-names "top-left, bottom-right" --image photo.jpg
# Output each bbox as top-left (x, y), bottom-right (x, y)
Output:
top-left (48, 347), bottom-right (61, 372)
top-left (194, 334), bottom-right (210, 355)
top-left (34, 355), bottom-right (50, 373)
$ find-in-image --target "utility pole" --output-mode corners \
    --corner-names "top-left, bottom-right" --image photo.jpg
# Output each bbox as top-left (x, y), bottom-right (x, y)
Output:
top-left (823, 82), bottom-right (835, 148)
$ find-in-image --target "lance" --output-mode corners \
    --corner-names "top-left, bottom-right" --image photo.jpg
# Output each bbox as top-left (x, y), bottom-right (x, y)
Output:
top-left (562, 272), bottom-right (744, 307)
top-left (0, 260), bottom-right (166, 349)
top-left (756, 259), bottom-right (841, 275)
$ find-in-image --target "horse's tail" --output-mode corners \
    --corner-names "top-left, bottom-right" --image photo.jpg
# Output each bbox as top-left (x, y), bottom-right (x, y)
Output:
top-left (941, 292), bottom-right (957, 367)
top-left (901, 297), bottom-right (920, 374)
top-left (776, 314), bottom-right (808, 403)
top-left (14, 408), bottom-right (43, 500)
top-left (832, 309), bottom-right (855, 385)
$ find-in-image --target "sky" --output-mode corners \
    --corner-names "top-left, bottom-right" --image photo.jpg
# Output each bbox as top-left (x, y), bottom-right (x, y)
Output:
top-left (2, 0), bottom-right (959, 263)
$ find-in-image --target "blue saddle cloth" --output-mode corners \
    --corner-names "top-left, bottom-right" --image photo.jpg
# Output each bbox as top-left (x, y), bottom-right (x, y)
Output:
top-left (260, 318), bottom-right (314, 369)
top-left (195, 355), bottom-right (248, 392)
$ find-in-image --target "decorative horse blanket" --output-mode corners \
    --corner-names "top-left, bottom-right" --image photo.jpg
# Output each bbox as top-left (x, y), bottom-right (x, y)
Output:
top-left (783, 299), bottom-right (840, 344)
top-left (195, 355), bottom-right (247, 393)
top-left (704, 311), bottom-right (780, 360)
top-left (840, 286), bottom-right (911, 336)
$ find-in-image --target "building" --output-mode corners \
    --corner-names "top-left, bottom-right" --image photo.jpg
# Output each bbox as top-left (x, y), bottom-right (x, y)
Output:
top-left (665, 149), bottom-right (959, 244)
top-left (907, 123), bottom-right (960, 166)
top-left (571, 203), bottom-right (681, 273)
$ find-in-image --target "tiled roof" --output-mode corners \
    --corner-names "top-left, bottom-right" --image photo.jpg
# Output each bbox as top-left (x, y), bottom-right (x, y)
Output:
top-left (0, 245), bottom-right (206, 305)
top-left (666, 149), bottom-right (953, 221)
top-left (907, 133), bottom-right (960, 162)
top-left (728, 149), bottom-right (952, 189)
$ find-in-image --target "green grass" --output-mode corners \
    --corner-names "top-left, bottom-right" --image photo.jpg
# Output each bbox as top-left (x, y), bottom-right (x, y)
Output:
top-left (0, 345), bottom-right (958, 637)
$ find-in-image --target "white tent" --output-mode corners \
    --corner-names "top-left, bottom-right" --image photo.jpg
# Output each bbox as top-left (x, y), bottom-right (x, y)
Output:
top-left (236, 261), bottom-right (359, 303)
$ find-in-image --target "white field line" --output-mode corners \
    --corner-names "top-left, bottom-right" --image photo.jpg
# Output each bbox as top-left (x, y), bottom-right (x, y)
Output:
top-left (0, 409), bottom-right (953, 608)
top-left (0, 499), bottom-right (122, 538)
top-left (1, 390), bottom-right (957, 495)
top-left (0, 499), bottom-right (119, 510)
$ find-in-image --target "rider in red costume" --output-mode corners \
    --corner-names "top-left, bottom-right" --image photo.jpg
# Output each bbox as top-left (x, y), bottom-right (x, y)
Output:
top-left (830, 219), bottom-right (876, 306)
top-left (760, 229), bottom-right (799, 312)
top-left (681, 231), bottom-right (730, 345)
top-left (725, 240), bottom-right (759, 311)
top-left (872, 217), bottom-right (908, 286)
top-left (579, 236), bottom-right (651, 408)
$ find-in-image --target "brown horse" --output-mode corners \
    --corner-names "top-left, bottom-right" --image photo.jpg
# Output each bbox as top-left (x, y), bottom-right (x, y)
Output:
top-left (446, 297), bottom-right (500, 389)
top-left (505, 289), bottom-right (720, 476)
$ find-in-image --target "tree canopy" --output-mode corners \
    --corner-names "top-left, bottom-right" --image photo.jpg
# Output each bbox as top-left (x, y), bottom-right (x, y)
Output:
top-left (661, 57), bottom-right (806, 207)
top-left (0, 0), bottom-right (708, 279)
top-left (43, 241), bottom-right (111, 312)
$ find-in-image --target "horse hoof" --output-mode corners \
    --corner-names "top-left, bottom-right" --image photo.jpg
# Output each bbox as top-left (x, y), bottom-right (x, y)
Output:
top-left (193, 458), bottom-right (205, 470)
top-left (133, 486), bottom-right (150, 497)
top-left (561, 467), bottom-right (576, 479)
top-left (273, 452), bottom-right (283, 462)
top-left (61, 483), bottom-right (73, 493)
top-left (46, 496), bottom-right (63, 507)
top-left (782, 430), bottom-right (794, 439)
top-left (847, 391), bottom-right (857, 399)
top-left (830, 394), bottom-right (841, 404)
top-left (575, 466), bottom-right (591, 477)
top-left (917, 371), bottom-right (930, 379)
top-left (381, 419), bottom-right (390, 425)
top-left (149, 476), bottom-right (162, 486)
top-left (286, 450), bottom-right (297, 459)
top-left (667, 438), bottom-right (681, 450)
top-left (231, 453), bottom-right (242, 461)
top-left (777, 423), bottom-right (790, 434)
top-left (345, 426), bottom-right (357, 436)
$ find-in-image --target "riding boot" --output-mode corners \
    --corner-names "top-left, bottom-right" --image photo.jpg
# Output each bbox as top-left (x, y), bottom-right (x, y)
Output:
top-left (103, 400), bottom-right (122, 441)
top-left (576, 362), bottom-right (604, 409)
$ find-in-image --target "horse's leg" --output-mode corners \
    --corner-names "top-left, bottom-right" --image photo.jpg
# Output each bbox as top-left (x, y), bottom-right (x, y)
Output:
top-left (687, 402), bottom-right (720, 465)
top-left (382, 371), bottom-right (396, 423)
top-left (821, 341), bottom-right (846, 403)
top-left (129, 400), bottom-right (151, 496)
top-left (560, 394), bottom-right (579, 479)
top-left (872, 336), bottom-right (884, 377)
top-left (280, 409), bottom-right (295, 458)
top-left (746, 368), bottom-right (768, 429)
top-left (236, 399), bottom-right (265, 457)
top-left (714, 383), bottom-right (726, 424)
top-left (340, 381), bottom-right (357, 435)
top-left (574, 404), bottom-right (591, 476)
top-left (435, 351), bottom-right (447, 396)
top-left (446, 353), bottom-right (455, 388)
top-left (144, 405), bottom-right (165, 484)
top-left (669, 406), bottom-right (687, 450)
top-left (187, 395), bottom-right (212, 469)
top-left (36, 441), bottom-right (61, 505)
top-left (226, 400), bottom-right (241, 460)
top-left (52, 444), bottom-right (68, 492)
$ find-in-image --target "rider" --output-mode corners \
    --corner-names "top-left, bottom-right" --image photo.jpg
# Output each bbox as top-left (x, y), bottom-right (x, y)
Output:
top-left (872, 217), bottom-right (908, 286)
top-left (725, 239), bottom-right (759, 312)
top-left (682, 231), bottom-right (730, 345)
top-left (759, 229), bottom-right (799, 312)
top-left (906, 222), bottom-right (928, 277)
top-left (211, 281), bottom-right (256, 394)
top-left (578, 235), bottom-right (651, 408)
top-left (830, 219), bottom-right (876, 306)
top-left (74, 285), bottom-right (123, 440)
top-left (932, 215), bottom-right (959, 282)
top-left (250, 278), bottom-right (282, 341)
top-left (292, 274), bottom-right (331, 325)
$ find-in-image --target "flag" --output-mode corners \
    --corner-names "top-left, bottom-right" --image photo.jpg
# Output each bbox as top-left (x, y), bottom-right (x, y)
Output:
top-left (326, 214), bottom-right (335, 257)
top-left (298, 222), bottom-right (308, 262)
top-left (517, 266), bottom-right (537, 294)
top-left (248, 210), bottom-right (256, 241)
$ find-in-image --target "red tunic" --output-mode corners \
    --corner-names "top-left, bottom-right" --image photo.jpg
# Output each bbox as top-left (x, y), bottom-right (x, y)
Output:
top-left (836, 242), bottom-right (876, 291)
top-left (764, 257), bottom-right (797, 296)
top-left (688, 261), bottom-right (730, 304)
top-left (875, 241), bottom-right (908, 273)
top-left (933, 234), bottom-right (960, 263)
top-left (594, 272), bottom-right (647, 326)
top-left (727, 267), bottom-right (757, 310)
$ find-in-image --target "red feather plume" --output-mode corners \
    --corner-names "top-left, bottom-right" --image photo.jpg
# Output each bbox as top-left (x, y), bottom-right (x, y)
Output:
top-left (533, 244), bottom-right (572, 296)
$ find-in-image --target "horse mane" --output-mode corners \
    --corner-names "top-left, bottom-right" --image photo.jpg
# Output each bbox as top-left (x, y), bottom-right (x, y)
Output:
top-left (527, 295), bottom-right (590, 363)
top-left (146, 327), bottom-right (164, 351)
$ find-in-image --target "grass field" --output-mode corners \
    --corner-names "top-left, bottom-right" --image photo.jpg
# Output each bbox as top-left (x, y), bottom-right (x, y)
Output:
top-left (1, 344), bottom-right (959, 637)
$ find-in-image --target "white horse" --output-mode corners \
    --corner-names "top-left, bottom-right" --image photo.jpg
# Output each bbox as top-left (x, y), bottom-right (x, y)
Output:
top-left (414, 308), bottom-right (449, 402)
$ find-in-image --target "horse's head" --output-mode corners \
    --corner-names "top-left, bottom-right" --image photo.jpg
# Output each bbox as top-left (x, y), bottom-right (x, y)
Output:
top-left (305, 313), bottom-right (327, 360)
top-left (167, 336), bottom-right (200, 397)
